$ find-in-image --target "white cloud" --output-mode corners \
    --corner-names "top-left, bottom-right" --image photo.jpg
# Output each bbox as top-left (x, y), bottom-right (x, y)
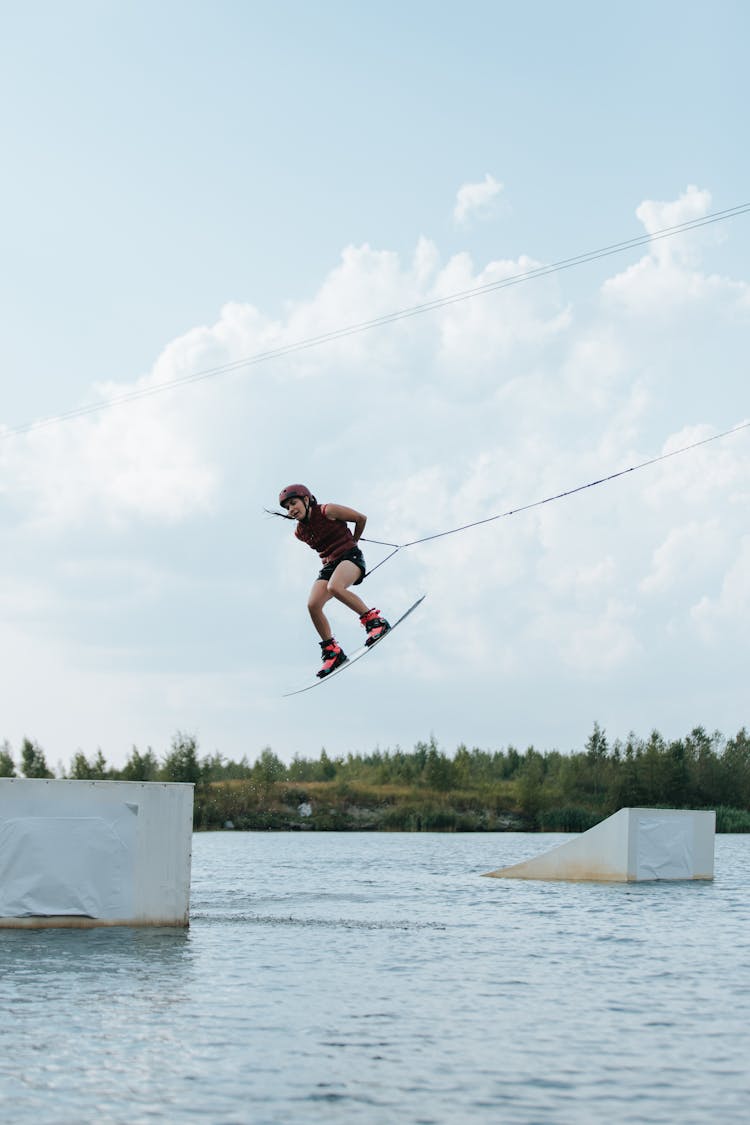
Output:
top-left (453, 173), bottom-right (504, 225)
top-left (548, 599), bottom-right (641, 675)
top-left (639, 520), bottom-right (723, 595)
top-left (691, 536), bottom-right (750, 643)
top-left (0, 400), bottom-right (219, 530)
top-left (603, 185), bottom-right (750, 315)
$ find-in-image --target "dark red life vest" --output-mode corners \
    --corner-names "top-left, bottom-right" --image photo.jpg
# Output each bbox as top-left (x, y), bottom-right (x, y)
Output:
top-left (295, 503), bottom-right (355, 564)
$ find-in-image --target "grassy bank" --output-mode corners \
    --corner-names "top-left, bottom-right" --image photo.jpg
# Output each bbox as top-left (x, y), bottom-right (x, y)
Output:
top-left (193, 778), bottom-right (750, 833)
top-left (195, 778), bottom-right (528, 831)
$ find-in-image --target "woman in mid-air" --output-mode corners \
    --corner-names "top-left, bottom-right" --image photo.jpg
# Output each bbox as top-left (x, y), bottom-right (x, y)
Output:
top-left (278, 484), bottom-right (391, 678)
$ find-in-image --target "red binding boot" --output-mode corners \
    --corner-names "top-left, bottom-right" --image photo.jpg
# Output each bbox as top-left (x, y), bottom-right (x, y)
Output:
top-left (359, 608), bottom-right (391, 647)
top-left (317, 638), bottom-right (347, 678)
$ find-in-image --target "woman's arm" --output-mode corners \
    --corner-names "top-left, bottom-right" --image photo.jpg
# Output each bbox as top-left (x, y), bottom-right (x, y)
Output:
top-left (324, 503), bottom-right (367, 542)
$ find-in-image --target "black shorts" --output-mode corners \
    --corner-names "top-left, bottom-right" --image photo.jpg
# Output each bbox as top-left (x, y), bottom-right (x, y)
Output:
top-left (317, 546), bottom-right (366, 586)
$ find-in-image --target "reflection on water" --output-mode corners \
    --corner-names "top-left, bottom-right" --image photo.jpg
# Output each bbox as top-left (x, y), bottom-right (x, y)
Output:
top-left (1, 832), bottom-right (749, 1124)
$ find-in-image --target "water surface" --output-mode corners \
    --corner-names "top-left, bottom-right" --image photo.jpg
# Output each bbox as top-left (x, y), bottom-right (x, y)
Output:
top-left (2, 832), bottom-right (749, 1123)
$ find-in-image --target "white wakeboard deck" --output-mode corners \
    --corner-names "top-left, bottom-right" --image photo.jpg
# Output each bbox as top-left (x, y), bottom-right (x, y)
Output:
top-left (283, 594), bottom-right (425, 697)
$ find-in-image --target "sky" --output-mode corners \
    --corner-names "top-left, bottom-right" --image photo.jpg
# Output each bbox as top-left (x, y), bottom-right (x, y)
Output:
top-left (1, 0), bottom-right (749, 771)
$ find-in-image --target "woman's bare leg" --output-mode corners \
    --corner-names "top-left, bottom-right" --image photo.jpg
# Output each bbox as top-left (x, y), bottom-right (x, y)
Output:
top-left (308, 562), bottom-right (372, 641)
top-left (308, 579), bottom-right (335, 640)
top-left (327, 561), bottom-right (370, 616)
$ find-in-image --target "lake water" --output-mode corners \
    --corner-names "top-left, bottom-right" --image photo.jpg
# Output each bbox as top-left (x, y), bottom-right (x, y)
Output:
top-left (1, 831), bottom-right (749, 1124)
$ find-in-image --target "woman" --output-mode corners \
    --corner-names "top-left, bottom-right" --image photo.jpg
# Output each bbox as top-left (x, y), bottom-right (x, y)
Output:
top-left (278, 484), bottom-right (391, 677)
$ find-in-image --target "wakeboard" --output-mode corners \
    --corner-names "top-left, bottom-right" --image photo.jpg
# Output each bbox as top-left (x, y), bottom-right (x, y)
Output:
top-left (283, 594), bottom-right (425, 697)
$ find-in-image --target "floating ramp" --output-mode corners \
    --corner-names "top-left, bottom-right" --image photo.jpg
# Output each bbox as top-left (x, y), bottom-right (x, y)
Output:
top-left (0, 779), bottom-right (194, 927)
top-left (483, 807), bottom-right (715, 882)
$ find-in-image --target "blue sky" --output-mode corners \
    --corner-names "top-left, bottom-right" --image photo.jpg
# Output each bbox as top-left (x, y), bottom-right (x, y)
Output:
top-left (1, 1), bottom-right (749, 769)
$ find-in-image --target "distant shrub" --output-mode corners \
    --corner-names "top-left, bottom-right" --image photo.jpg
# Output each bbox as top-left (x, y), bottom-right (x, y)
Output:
top-left (715, 806), bottom-right (750, 833)
top-left (538, 806), bottom-right (600, 833)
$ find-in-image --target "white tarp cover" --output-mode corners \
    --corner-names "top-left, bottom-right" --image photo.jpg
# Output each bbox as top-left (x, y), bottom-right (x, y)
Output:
top-left (0, 807), bottom-right (137, 919)
top-left (636, 815), bottom-right (693, 880)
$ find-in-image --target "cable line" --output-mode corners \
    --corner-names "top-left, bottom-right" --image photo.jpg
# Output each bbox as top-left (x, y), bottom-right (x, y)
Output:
top-left (3, 202), bottom-right (749, 442)
top-left (351, 419), bottom-right (750, 575)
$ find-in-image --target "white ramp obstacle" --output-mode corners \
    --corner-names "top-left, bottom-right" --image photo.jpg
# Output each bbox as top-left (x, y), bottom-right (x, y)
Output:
top-left (0, 778), bottom-right (194, 927)
top-left (483, 807), bottom-right (715, 882)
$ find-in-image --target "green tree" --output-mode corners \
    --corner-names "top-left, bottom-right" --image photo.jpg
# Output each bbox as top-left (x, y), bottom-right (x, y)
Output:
top-left (225, 754), bottom-right (254, 780)
top-left (640, 730), bottom-right (668, 804)
top-left (69, 751), bottom-right (94, 779)
top-left (0, 740), bottom-right (16, 777)
top-left (584, 721), bottom-right (610, 803)
top-left (424, 741), bottom-right (455, 791)
top-left (120, 746), bottom-right (160, 781)
top-left (686, 726), bottom-right (721, 805)
top-left (586, 722), bottom-right (609, 762)
top-left (252, 748), bottom-right (287, 787)
top-left (203, 751), bottom-right (254, 781)
top-left (162, 732), bottom-right (205, 785)
top-left (68, 748), bottom-right (109, 780)
top-left (315, 748), bottom-right (337, 781)
top-left (20, 738), bottom-right (54, 778)
top-left (558, 753), bottom-right (588, 804)
top-left (722, 728), bottom-right (750, 808)
top-left (288, 753), bottom-right (316, 781)
top-left (504, 746), bottom-right (522, 779)
top-left (663, 738), bottom-right (691, 806)
top-left (518, 748), bottom-right (546, 824)
top-left (453, 744), bottom-right (474, 788)
top-left (91, 749), bottom-right (109, 779)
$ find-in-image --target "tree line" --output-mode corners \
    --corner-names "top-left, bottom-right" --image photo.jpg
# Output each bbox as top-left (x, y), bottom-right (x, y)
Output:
top-left (2, 724), bottom-right (749, 831)
top-left (0, 733), bottom-right (205, 785)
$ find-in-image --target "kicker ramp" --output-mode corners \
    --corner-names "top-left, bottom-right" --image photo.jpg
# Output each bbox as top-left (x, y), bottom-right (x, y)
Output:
top-left (483, 807), bottom-right (715, 882)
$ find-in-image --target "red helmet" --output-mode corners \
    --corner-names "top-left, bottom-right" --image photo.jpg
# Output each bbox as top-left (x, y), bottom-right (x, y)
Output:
top-left (279, 484), bottom-right (313, 508)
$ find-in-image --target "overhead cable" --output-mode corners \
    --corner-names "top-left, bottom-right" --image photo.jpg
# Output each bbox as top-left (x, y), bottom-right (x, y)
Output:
top-left (3, 202), bottom-right (749, 441)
